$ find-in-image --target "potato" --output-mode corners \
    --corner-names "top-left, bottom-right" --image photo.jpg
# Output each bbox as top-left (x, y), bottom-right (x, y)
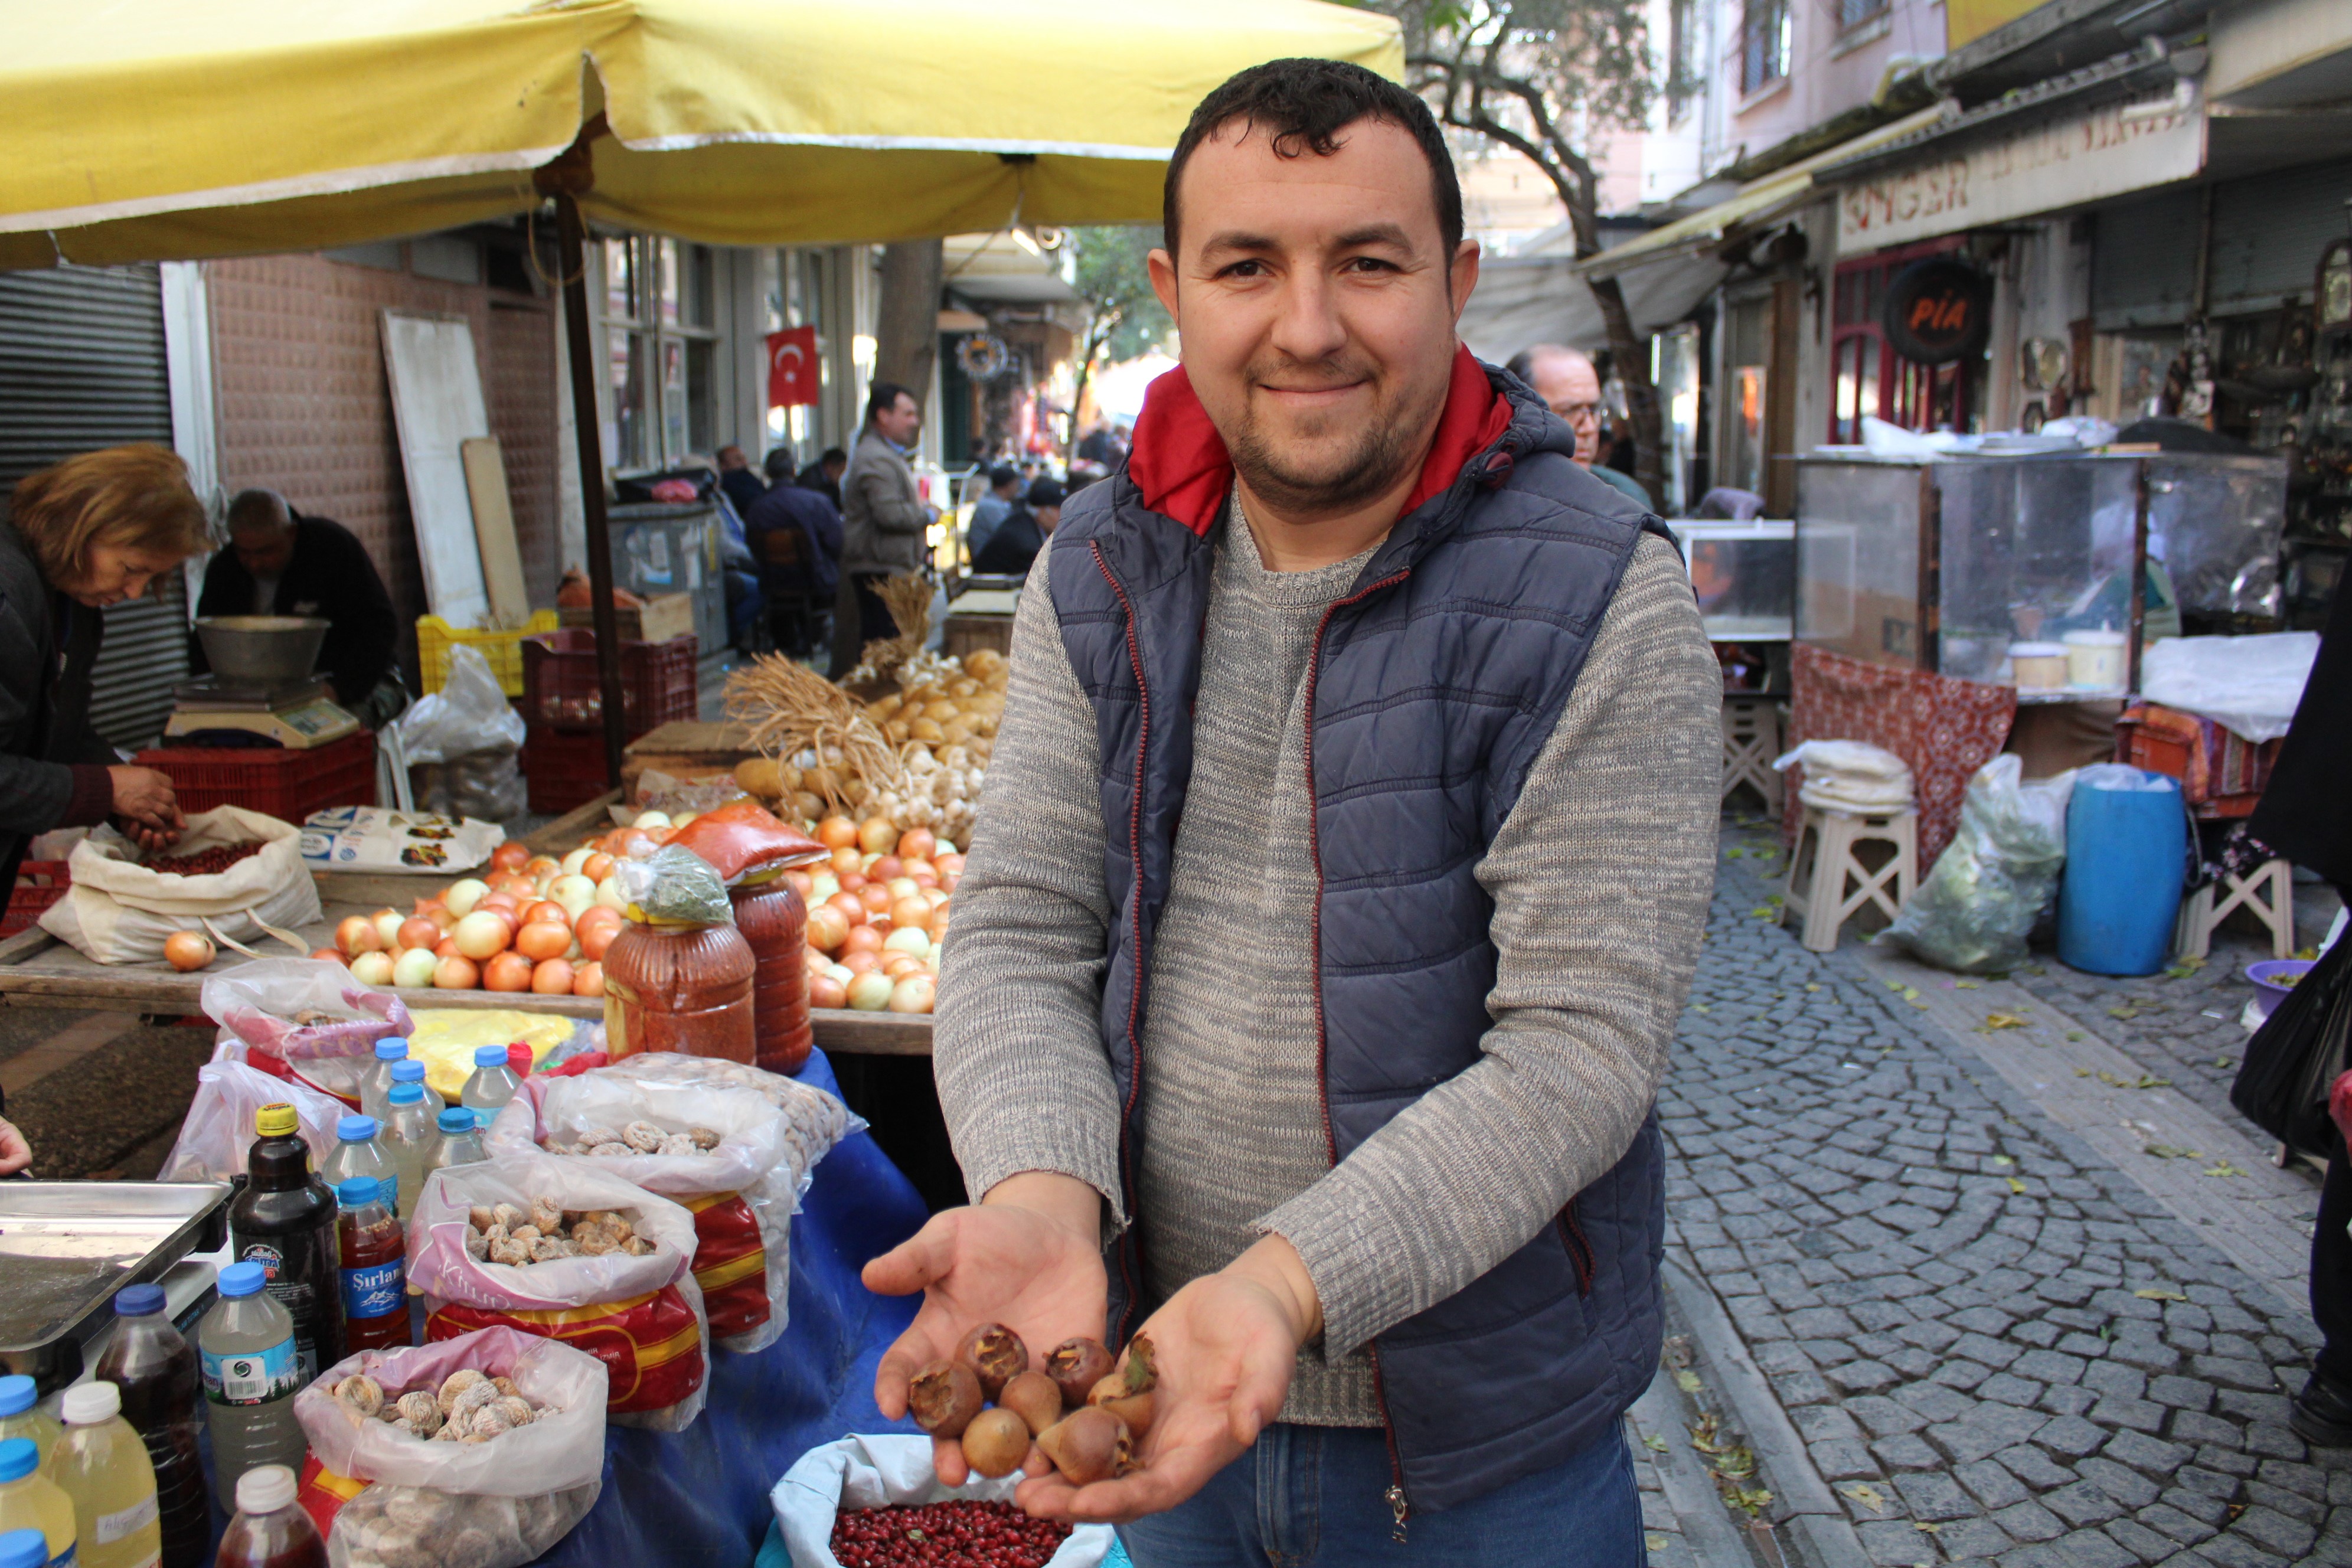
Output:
top-left (790, 790), bottom-right (827, 822)
top-left (909, 718), bottom-right (946, 744)
top-left (884, 718), bottom-right (912, 744)
top-left (940, 718), bottom-right (974, 747)
top-left (924, 699), bottom-right (961, 723)
top-left (867, 695), bottom-right (904, 723)
top-left (734, 757), bottom-right (786, 798)
top-left (948, 678), bottom-right (981, 699)
top-left (801, 764), bottom-right (837, 798)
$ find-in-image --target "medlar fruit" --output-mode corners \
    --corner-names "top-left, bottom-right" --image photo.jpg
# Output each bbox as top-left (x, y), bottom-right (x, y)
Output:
top-left (997, 1370), bottom-right (1064, 1437)
top-left (957, 1321), bottom-right (1030, 1399)
top-left (1044, 1337), bottom-right (1114, 1409)
top-left (959, 1407), bottom-right (1033, 1479)
top-left (908, 1360), bottom-right (984, 1438)
top-left (1036, 1406), bottom-right (1135, 1485)
top-left (1086, 1333), bottom-right (1158, 1438)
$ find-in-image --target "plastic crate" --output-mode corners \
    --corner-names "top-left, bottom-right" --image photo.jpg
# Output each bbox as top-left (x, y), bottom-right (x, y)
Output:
top-left (521, 724), bottom-right (613, 815)
top-left (417, 610), bottom-right (561, 697)
top-left (4, 861), bottom-right (68, 937)
top-left (138, 730), bottom-right (378, 822)
top-left (520, 630), bottom-right (698, 735)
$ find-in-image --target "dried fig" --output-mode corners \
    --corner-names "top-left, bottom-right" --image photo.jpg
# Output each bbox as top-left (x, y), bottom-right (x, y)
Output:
top-left (491, 1202), bottom-right (526, 1231)
top-left (622, 1234), bottom-right (655, 1256)
top-left (463, 1226), bottom-right (489, 1262)
top-left (1037, 1406), bottom-right (1132, 1485)
top-left (687, 1126), bottom-right (721, 1151)
top-left (997, 1370), bottom-right (1064, 1436)
top-left (448, 1378), bottom-right (499, 1424)
top-left (957, 1321), bottom-right (1028, 1399)
top-left (468, 1204), bottom-right (497, 1232)
top-left (395, 1392), bottom-right (442, 1434)
top-left (655, 1134), bottom-right (698, 1157)
top-left (1044, 1338), bottom-right (1114, 1409)
top-left (490, 1376), bottom-right (519, 1398)
top-left (622, 1121), bottom-right (665, 1153)
top-left (437, 1369), bottom-right (490, 1415)
top-left (907, 1360), bottom-right (984, 1438)
top-left (492, 1396), bottom-right (536, 1428)
top-left (530, 1236), bottom-right (570, 1263)
top-left (588, 1142), bottom-right (631, 1158)
top-left (959, 1407), bottom-right (1032, 1478)
top-left (488, 1238), bottom-right (531, 1267)
top-left (509, 1224), bottom-right (542, 1245)
top-left (335, 1374), bottom-right (384, 1417)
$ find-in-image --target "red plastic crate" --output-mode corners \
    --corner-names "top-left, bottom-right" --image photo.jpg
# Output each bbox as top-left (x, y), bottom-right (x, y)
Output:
top-left (521, 724), bottom-right (614, 814)
top-left (137, 730), bottom-right (377, 822)
top-left (4, 861), bottom-right (68, 937)
top-left (521, 631), bottom-right (697, 736)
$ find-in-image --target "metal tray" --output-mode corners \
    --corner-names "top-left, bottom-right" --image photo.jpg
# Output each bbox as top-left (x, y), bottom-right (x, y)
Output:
top-left (0, 1182), bottom-right (231, 1388)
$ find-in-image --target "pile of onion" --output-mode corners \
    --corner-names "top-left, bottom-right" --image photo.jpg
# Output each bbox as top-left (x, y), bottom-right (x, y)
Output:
top-left (793, 819), bottom-right (962, 1014)
top-left (313, 839), bottom-right (623, 996)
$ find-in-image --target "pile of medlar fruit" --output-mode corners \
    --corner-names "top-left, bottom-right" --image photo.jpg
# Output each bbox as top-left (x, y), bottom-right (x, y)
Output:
top-left (907, 1325), bottom-right (1159, 1485)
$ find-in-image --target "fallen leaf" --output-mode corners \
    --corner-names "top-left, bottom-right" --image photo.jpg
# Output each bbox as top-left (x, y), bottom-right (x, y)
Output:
top-left (2203, 1162), bottom-right (2248, 1178)
top-left (1885, 980), bottom-right (1906, 992)
top-left (2108, 1005), bottom-right (2141, 1020)
top-left (1673, 1368), bottom-right (1704, 1395)
top-left (1729, 1483), bottom-right (1773, 1515)
top-left (2067, 1031), bottom-right (2086, 1041)
top-left (1915, 1521), bottom-right (1942, 1533)
top-left (1805, 983), bottom-right (1821, 992)
top-left (1643, 1433), bottom-right (1670, 1452)
top-left (1840, 1482), bottom-right (1887, 1512)
top-left (1646, 1534), bottom-right (1668, 1552)
top-left (1693, 1003), bottom-right (1714, 1014)
top-left (1955, 979), bottom-right (1981, 989)
top-left (1901, 986), bottom-right (1922, 1001)
top-left (2134, 1288), bottom-right (2189, 1302)
top-left (1984, 1012), bottom-right (2027, 1030)
top-left (1688, 1413), bottom-right (1721, 1452)
top-left (1751, 906), bottom-right (1776, 919)
top-left (2142, 1144), bottom-right (2202, 1160)
top-left (2076, 1068), bottom-right (2094, 1078)
top-left (2008, 1176), bottom-right (2028, 1194)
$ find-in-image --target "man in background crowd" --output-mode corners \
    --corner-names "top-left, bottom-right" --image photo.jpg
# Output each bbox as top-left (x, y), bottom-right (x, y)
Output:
top-left (715, 444), bottom-right (767, 518)
top-left (966, 465), bottom-right (1021, 560)
top-left (1505, 344), bottom-right (1650, 508)
top-left (748, 445), bottom-right (842, 654)
top-left (195, 489), bottom-right (407, 729)
top-left (970, 477), bottom-right (1061, 577)
top-left (798, 446), bottom-right (848, 509)
top-left (834, 383), bottom-right (935, 675)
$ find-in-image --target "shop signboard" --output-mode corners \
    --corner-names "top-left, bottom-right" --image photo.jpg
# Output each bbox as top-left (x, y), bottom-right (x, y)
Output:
top-left (1837, 85), bottom-right (2206, 252)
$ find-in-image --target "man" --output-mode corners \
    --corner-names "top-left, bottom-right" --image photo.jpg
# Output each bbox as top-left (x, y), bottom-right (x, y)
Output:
top-left (1505, 343), bottom-right (1652, 508)
top-left (797, 446), bottom-right (848, 509)
top-left (970, 478), bottom-right (1061, 578)
top-left (746, 446), bottom-right (843, 654)
top-left (966, 465), bottom-right (1022, 560)
top-left (714, 444), bottom-right (767, 519)
top-left (867, 58), bottom-right (1717, 1560)
top-left (196, 490), bottom-right (406, 730)
top-left (832, 383), bottom-right (934, 675)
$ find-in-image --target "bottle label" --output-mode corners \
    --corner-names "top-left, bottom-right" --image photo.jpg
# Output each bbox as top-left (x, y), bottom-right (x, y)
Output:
top-left (341, 1257), bottom-right (407, 1320)
top-left (237, 1241), bottom-right (283, 1279)
top-left (47, 1543), bottom-right (74, 1567)
top-left (96, 1491), bottom-right (158, 1541)
top-left (202, 1335), bottom-right (300, 1405)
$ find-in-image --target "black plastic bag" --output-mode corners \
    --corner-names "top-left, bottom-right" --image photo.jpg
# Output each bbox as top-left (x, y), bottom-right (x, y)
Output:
top-left (2231, 933), bottom-right (2352, 1159)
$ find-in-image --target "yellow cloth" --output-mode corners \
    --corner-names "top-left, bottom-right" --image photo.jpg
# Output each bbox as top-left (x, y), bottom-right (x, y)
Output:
top-left (0, 0), bottom-right (1401, 266)
top-left (407, 1008), bottom-right (578, 1101)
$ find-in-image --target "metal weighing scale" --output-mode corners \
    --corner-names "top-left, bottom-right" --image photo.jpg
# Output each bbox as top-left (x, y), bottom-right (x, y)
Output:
top-left (164, 673), bottom-right (362, 747)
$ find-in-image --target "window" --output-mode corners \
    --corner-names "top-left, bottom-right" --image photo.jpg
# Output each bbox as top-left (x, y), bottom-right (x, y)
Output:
top-left (1739, 0), bottom-right (1791, 95)
top-left (1838, 0), bottom-right (1889, 28)
top-left (1668, 0), bottom-right (1699, 120)
top-left (1828, 243), bottom-right (1977, 444)
top-left (595, 234), bottom-right (723, 470)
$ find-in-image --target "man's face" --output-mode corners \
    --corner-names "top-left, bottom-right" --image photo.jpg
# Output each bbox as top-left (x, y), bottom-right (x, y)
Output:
top-left (874, 393), bottom-right (922, 447)
top-left (231, 524), bottom-right (296, 579)
top-left (1151, 116), bottom-right (1479, 518)
top-left (1035, 504), bottom-right (1061, 535)
top-left (1527, 350), bottom-right (1603, 465)
top-left (823, 456), bottom-right (847, 481)
top-left (717, 446), bottom-right (748, 471)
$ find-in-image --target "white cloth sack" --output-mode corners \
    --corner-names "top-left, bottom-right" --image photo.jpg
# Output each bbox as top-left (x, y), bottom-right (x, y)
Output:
top-left (295, 1327), bottom-right (606, 1568)
top-left (482, 1070), bottom-right (798, 1353)
top-left (41, 808), bottom-right (322, 965)
top-left (158, 1058), bottom-right (348, 1182)
top-left (407, 1153), bottom-right (709, 1433)
top-left (772, 1435), bottom-right (1116, 1568)
top-left (2139, 632), bottom-right (2321, 743)
top-left (1773, 739), bottom-right (1915, 812)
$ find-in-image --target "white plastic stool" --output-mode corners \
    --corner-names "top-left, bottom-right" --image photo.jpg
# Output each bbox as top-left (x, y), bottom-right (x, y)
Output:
top-left (1780, 804), bottom-right (1919, 953)
top-left (2174, 858), bottom-right (2295, 961)
top-left (1721, 696), bottom-right (1783, 813)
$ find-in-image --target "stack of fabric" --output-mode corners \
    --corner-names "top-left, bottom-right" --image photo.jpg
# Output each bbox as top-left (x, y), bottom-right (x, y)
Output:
top-left (1772, 739), bottom-right (1915, 815)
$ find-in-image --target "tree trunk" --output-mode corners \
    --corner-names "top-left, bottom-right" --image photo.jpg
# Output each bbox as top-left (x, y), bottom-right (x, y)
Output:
top-left (874, 239), bottom-right (944, 409)
top-left (1587, 272), bottom-right (1666, 510)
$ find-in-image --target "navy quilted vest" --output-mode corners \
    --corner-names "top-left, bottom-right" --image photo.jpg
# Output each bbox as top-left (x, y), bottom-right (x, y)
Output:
top-left (1048, 365), bottom-right (1671, 1515)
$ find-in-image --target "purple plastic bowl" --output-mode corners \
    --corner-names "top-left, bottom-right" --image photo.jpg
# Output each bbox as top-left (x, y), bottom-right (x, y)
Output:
top-left (2248, 959), bottom-right (2315, 1019)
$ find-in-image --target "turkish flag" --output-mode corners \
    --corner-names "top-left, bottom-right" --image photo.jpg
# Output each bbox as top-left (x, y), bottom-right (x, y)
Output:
top-left (766, 325), bottom-right (819, 407)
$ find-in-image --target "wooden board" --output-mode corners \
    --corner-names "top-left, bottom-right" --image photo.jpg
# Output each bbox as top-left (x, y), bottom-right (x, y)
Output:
top-left (460, 436), bottom-right (531, 630)
top-left (625, 721), bottom-right (753, 759)
top-left (381, 311), bottom-right (492, 626)
top-left (559, 594), bottom-right (696, 646)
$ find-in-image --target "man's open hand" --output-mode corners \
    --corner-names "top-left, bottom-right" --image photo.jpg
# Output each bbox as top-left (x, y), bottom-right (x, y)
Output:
top-left (1017, 1234), bottom-right (1319, 1525)
top-left (864, 1172), bottom-right (1108, 1487)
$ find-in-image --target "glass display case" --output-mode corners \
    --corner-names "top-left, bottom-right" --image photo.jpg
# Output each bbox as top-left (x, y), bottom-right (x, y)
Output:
top-left (1667, 521), bottom-right (1794, 641)
top-left (1794, 452), bottom-right (2286, 693)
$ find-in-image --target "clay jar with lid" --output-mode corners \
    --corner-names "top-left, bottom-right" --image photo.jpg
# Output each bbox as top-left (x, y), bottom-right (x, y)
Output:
top-left (730, 867), bottom-right (812, 1076)
top-left (602, 919), bottom-right (758, 1063)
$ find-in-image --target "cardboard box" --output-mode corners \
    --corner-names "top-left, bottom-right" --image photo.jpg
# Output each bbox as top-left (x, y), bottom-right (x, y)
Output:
top-left (558, 591), bottom-right (697, 646)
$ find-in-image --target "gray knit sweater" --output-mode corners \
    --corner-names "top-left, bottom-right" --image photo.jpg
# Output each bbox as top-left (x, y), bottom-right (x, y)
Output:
top-left (935, 504), bottom-right (1719, 1426)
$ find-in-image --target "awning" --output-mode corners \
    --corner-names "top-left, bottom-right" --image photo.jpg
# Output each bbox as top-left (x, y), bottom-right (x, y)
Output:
top-left (1456, 250), bottom-right (1726, 360)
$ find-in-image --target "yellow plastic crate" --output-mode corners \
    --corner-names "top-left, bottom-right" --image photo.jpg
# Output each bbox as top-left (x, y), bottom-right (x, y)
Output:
top-left (416, 610), bottom-right (560, 697)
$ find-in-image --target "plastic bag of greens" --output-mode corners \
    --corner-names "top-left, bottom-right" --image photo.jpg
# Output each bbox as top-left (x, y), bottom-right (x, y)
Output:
top-left (616, 844), bottom-right (733, 926)
top-left (1879, 756), bottom-right (2073, 975)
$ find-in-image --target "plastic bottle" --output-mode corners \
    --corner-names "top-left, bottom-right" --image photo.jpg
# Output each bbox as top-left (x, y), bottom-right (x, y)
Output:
top-left (387, 1060), bottom-right (443, 1118)
top-left (353, 1040), bottom-right (410, 1126)
top-left (731, 869), bottom-right (812, 1075)
top-left (211, 1464), bottom-right (324, 1568)
top-left (0, 1438), bottom-right (73, 1567)
top-left (195, 1263), bottom-right (306, 1514)
top-left (0, 1526), bottom-right (51, 1568)
top-left (458, 1046), bottom-right (521, 1116)
top-left (226, 1106), bottom-right (343, 1383)
top-left (333, 1180), bottom-right (407, 1354)
top-left (377, 1086), bottom-right (436, 1224)
top-left (0, 1381), bottom-right (59, 1469)
top-left (423, 1107), bottom-right (486, 1178)
top-left (319, 1117), bottom-right (397, 1229)
top-left (600, 922), bottom-right (757, 1062)
top-left (46, 1381), bottom-right (159, 1568)
top-left (91, 1286), bottom-right (205, 1568)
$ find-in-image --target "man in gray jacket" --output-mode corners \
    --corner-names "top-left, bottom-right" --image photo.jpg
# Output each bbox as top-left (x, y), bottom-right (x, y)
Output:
top-left (831, 380), bottom-right (935, 674)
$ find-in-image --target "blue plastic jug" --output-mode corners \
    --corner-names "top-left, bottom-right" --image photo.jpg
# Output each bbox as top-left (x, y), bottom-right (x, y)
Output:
top-left (2057, 768), bottom-right (2186, 976)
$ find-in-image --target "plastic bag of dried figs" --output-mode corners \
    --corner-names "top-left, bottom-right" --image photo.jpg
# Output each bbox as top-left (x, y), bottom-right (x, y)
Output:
top-left (407, 1153), bottom-right (710, 1432)
top-left (292, 1326), bottom-right (607, 1568)
top-left (481, 1068), bottom-right (798, 1353)
top-left (772, 1435), bottom-right (1116, 1568)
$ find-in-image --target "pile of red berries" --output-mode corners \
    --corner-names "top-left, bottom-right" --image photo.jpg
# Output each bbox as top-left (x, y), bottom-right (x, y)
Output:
top-left (828, 1500), bottom-right (1073, 1567)
top-left (146, 840), bottom-right (263, 876)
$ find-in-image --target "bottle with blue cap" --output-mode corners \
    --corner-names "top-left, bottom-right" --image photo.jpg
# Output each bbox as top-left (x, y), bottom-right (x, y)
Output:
top-left (92, 1286), bottom-right (204, 1568)
top-left (0, 1379), bottom-right (58, 1469)
top-left (194, 1262), bottom-right (307, 1513)
top-left (46, 1381), bottom-right (159, 1568)
top-left (354, 1040), bottom-right (410, 1124)
top-left (387, 1059), bottom-right (443, 1116)
top-left (423, 1105), bottom-right (487, 1180)
top-left (319, 1115), bottom-right (396, 1221)
top-left (0, 1527), bottom-right (54, 1568)
top-left (378, 1083), bottom-right (437, 1224)
top-left (334, 1180), bottom-right (408, 1354)
top-left (0, 1437), bottom-right (73, 1567)
top-left (458, 1044), bottom-right (522, 1116)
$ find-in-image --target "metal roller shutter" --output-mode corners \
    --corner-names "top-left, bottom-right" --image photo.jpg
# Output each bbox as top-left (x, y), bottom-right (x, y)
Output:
top-left (0, 262), bottom-right (191, 749)
top-left (2209, 156), bottom-right (2352, 316)
top-left (2090, 187), bottom-right (2200, 331)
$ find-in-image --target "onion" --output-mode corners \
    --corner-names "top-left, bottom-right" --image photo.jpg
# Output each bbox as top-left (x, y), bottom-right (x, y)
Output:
top-left (886, 877), bottom-right (920, 901)
top-left (825, 891), bottom-right (867, 927)
top-left (805, 906), bottom-right (851, 953)
top-left (393, 947), bottom-right (439, 989)
top-left (550, 876), bottom-right (597, 920)
top-left (846, 971), bottom-right (894, 1010)
top-left (532, 958), bottom-right (575, 994)
top-left (896, 828), bottom-right (937, 862)
top-left (336, 915), bottom-right (383, 956)
top-left (922, 887), bottom-right (951, 911)
top-left (524, 900), bottom-right (570, 927)
top-left (828, 845), bottom-right (863, 877)
top-left (841, 925), bottom-right (884, 956)
top-left (671, 811), bottom-right (698, 829)
top-left (348, 950), bottom-right (396, 986)
top-left (593, 875), bottom-right (628, 912)
top-left (633, 809), bottom-right (672, 829)
top-left (434, 938), bottom-right (462, 961)
top-left (857, 884), bottom-right (893, 917)
top-left (444, 878), bottom-right (489, 917)
top-left (571, 960), bottom-right (604, 997)
top-left (397, 917), bottom-right (441, 952)
top-left (491, 842), bottom-right (530, 872)
top-left (887, 974), bottom-right (937, 1014)
top-left (868, 855), bottom-right (906, 883)
top-left (163, 931), bottom-right (215, 972)
top-left (523, 856), bottom-right (562, 883)
top-left (482, 951), bottom-right (534, 992)
top-left (433, 954), bottom-right (480, 989)
top-left (841, 949), bottom-right (883, 977)
top-left (309, 947), bottom-right (345, 965)
top-left (560, 847), bottom-right (593, 876)
top-left (883, 924), bottom-right (932, 956)
top-left (371, 909), bottom-right (404, 949)
top-left (808, 873), bottom-right (841, 904)
top-left (452, 911), bottom-right (512, 961)
top-left (575, 906), bottom-right (623, 962)
top-left (515, 920), bottom-right (571, 962)
top-left (883, 953), bottom-right (926, 980)
top-left (817, 815), bottom-right (858, 850)
top-left (809, 975), bottom-right (848, 1010)
top-left (857, 816), bottom-right (897, 855)
top-left (582, 851), bottom-right (616, 883)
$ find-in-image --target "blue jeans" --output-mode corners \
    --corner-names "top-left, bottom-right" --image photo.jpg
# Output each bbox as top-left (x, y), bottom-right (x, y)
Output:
top-left (1118, 1422), bottom-right (1642, 1567)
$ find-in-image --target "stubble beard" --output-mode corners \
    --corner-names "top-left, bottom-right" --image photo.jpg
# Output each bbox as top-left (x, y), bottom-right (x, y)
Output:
top-left (1223, 354), bottom-right (1448, 518)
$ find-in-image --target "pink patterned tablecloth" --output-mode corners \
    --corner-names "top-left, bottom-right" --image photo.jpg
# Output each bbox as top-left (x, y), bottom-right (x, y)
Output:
top-left (1781, 645), bottom-right (2018, 870)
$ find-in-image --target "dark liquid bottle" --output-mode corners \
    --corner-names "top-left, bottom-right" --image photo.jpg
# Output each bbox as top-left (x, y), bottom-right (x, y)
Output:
top-left (214, 1462), bottom-right (326, 1568)
top-left (332, 1178), bottom-right (409, 1354)
top-left (94, 1283), bottom-right (208, 1568)
top-left (227, 1103), bottom-right (345, 1382)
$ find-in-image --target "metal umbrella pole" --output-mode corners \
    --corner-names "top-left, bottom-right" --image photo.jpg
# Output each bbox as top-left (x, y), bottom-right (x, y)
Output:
top-left (535, 132), bottom-right (629, 789)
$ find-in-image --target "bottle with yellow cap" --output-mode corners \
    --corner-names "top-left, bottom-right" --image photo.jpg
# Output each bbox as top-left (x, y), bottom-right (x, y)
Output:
top-left (225, 1104), bottom-right (344, 1383)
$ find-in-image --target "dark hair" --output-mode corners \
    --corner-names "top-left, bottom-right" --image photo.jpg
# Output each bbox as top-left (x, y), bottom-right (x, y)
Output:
top-left (988, 465), bottom-right (1018, 490)
top-left (1025, 478), bottom-right (1065, 510)
top-left (1504, 349), bottom-right (1536, 384)
top-left (865, 382), bottom-right (916, 425)
top-left (818, 447), bottom-right (847, 467)
top-left (1164, 58), bottom-right (1462, 263)
top-left (762, 446), bottom-right (798, 482)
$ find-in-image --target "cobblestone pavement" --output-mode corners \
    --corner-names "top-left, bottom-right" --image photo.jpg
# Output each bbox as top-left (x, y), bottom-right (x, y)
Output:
top-left (1651, 822), bottom-right (2350, 1567)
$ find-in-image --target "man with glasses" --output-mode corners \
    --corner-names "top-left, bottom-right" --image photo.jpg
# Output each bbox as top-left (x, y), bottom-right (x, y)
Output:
top-left (1505, 344), bottom-right (1649, 507)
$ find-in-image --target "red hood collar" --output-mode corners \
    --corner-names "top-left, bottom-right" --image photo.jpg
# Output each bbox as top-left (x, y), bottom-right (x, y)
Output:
top-left (1126, 345), bottom-right (1510, 537)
